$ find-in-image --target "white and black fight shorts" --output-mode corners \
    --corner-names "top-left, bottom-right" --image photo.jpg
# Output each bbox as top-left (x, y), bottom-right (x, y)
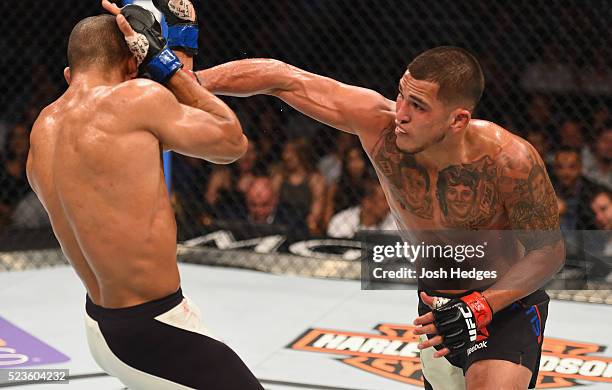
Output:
top-left (85, 288), bottom-right (263, 389)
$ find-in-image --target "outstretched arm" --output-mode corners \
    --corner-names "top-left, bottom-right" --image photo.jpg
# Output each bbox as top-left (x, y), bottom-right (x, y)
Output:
top-left (198, 59), bottom-right (395, 135)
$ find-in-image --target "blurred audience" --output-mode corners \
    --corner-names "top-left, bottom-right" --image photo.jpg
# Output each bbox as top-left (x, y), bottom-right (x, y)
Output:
top-left (590, 189), bottom-right (612, 231)
top-left (324, 146), bottom-right (372, 227)
top-left (558, 119), bottom-right (584, 150)
top-left (10, 192), bottom-right (50, 229)
top-left (592, 106), bottom-right (610, 135)
top-left (0, 39), bottom-right (611, 242)
top-left (588, 189), bottom-right (611, 259)
top-left (318, 131), bottom-right (358, 184)
top-left (521, 44), bottom-right (574, 93)
top-left (582, 125), bottom-right (612, 190)
top-left (327, 179), bottom-right (395, 238)
top-left (525, 94), bottom-right (555, 136)
top-left (272, 138), bottom-right (326, 235)
top-left (0, 123), bottom-right (31, 229)
top-left (525, 129), bottom-right (554, 172)
top-left (206, 141), bottom-right (258, 202)
top-left (201, 141), bottom-right (262, 223)
top-left (580, 49), bottom-right (612, 95)
top-left (245, 177), bottom-right (279, 224)
top-left (172, 155), bottom-right (210, 239)
top-left (244, 176), bottom-right (304, 233)
top-left (552, 147), bottom-right (600, 230)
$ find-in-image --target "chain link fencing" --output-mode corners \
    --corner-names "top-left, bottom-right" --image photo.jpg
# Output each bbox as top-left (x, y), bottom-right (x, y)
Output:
top-left (0, 1), bottom-right (610, 302)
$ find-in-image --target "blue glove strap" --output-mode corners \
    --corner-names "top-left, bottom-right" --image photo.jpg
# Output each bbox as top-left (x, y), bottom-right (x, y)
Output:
top-left (146, 47), bottom-right (183, 83)
top-left (168, 25), bottom-right (199, 50)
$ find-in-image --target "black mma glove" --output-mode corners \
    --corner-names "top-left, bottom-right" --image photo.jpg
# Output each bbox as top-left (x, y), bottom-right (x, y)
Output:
top-left (432, 291), bottom-right (493, 357)
top-left (153, 0), bottom-right (199, 56)
top-left (121, 4), bottom-right (182, 83)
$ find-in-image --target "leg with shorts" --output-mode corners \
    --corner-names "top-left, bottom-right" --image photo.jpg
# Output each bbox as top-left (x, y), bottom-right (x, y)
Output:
top-left (418, 290), bottom-right (549, 389)
top-left (84, 288), bottom-right (264, 390)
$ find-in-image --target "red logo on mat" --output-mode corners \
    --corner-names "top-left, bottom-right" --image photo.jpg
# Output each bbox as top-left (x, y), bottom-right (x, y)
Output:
top-left (287, 323), bottom-right (612, 388)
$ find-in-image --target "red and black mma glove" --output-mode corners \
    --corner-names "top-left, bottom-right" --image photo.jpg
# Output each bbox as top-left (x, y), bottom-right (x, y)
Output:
top-left (432, 292), bottom-right (493, 357)
top-left (153, 0), bottom-right (199, 56)
top-left (120, 5), bottom-right (183, 83)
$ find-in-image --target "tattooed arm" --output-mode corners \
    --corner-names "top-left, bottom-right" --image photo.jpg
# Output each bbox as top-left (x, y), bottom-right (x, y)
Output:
top-left (482, 140), bottom-right (565, 313)
top-left (197, 59), bottom-right (395, 135)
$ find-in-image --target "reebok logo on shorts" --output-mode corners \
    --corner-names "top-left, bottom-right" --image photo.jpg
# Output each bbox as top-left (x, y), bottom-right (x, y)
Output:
top-left (467, 340), bottom-right (488, 356)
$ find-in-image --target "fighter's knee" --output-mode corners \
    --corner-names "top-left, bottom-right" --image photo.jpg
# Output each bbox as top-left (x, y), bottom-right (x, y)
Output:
top-left (466, 360), bottom-right (531, 390)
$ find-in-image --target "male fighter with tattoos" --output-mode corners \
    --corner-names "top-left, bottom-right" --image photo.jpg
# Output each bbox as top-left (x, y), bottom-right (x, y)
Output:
top-left (194, 46), bottom-right (564, 389)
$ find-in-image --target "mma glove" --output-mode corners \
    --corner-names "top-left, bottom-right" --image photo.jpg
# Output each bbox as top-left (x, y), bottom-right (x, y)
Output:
top-left (153, 0), bottom-right (199, 56)
top-left (121, 5), bottom-right (182, 83)
top-left (432, 291), bottom-right (493, 357)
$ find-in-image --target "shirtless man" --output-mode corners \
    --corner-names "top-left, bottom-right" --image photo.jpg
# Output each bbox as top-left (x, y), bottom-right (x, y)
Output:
top-left (27, 2), bottom-right (262, 389)
top-left (194, 47), bottom-right (565, 388)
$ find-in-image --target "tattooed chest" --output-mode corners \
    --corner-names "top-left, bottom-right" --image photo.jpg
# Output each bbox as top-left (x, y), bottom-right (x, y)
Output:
top-left (373, 132), bottom-right (505, 229)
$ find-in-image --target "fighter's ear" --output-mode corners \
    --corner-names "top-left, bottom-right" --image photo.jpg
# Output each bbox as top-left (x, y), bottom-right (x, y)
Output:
top-left (126, 56), bottom-right (138, 80)
top-left (64, 67), bottom-right (71, 85)
top-left (449, 108), bottom-right (471, 134)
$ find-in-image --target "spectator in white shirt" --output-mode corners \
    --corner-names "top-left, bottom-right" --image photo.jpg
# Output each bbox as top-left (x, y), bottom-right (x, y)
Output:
top-left (583, 126), bottom-right (612, 190)
top-left (327, 180), bottom-right (396, 238)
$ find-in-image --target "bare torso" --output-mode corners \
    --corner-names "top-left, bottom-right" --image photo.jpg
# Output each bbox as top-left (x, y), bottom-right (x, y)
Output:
top-left (359, 116), bottom-right (548, 291)
top-left (364, 119), bottom-right (511, 230)
top-left (27, 82), bottom-right (180, 308)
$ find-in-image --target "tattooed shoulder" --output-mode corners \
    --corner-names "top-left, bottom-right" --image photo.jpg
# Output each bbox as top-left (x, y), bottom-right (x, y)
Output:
top-left (497, 141), bottom-right (561, 248)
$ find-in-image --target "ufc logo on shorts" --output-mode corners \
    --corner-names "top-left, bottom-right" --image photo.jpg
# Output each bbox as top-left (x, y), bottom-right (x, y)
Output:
top-left (459, 306), bottom-right (477, 341)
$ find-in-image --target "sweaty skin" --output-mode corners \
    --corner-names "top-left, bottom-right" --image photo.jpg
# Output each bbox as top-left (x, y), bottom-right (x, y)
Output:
top-left (27, 61), bottom-right (247, 308)
top-left (197, 60), bottom-right (564, 311)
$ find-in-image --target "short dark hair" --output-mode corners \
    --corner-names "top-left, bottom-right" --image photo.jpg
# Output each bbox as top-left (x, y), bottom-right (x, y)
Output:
top-left (67, 14), bottom-right (131, 72)
top-left (408, 46), bottom-right (485, 111)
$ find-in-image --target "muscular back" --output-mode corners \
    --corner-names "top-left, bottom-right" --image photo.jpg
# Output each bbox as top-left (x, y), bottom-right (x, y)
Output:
top-left (27, 81), bottom-right (179, 307)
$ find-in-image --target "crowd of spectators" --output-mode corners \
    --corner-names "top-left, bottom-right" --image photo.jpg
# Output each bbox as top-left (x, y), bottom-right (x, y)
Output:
top-left (0, 1), bottom-right (610, 250)
top-left (168, 103), bottom-right (612, 242)
top-left (0, 99), bottom-right (610, 244)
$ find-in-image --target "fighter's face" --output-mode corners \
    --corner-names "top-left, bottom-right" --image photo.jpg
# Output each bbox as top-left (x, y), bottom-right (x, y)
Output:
top-left (394, 72), bottom-right (451, 154)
